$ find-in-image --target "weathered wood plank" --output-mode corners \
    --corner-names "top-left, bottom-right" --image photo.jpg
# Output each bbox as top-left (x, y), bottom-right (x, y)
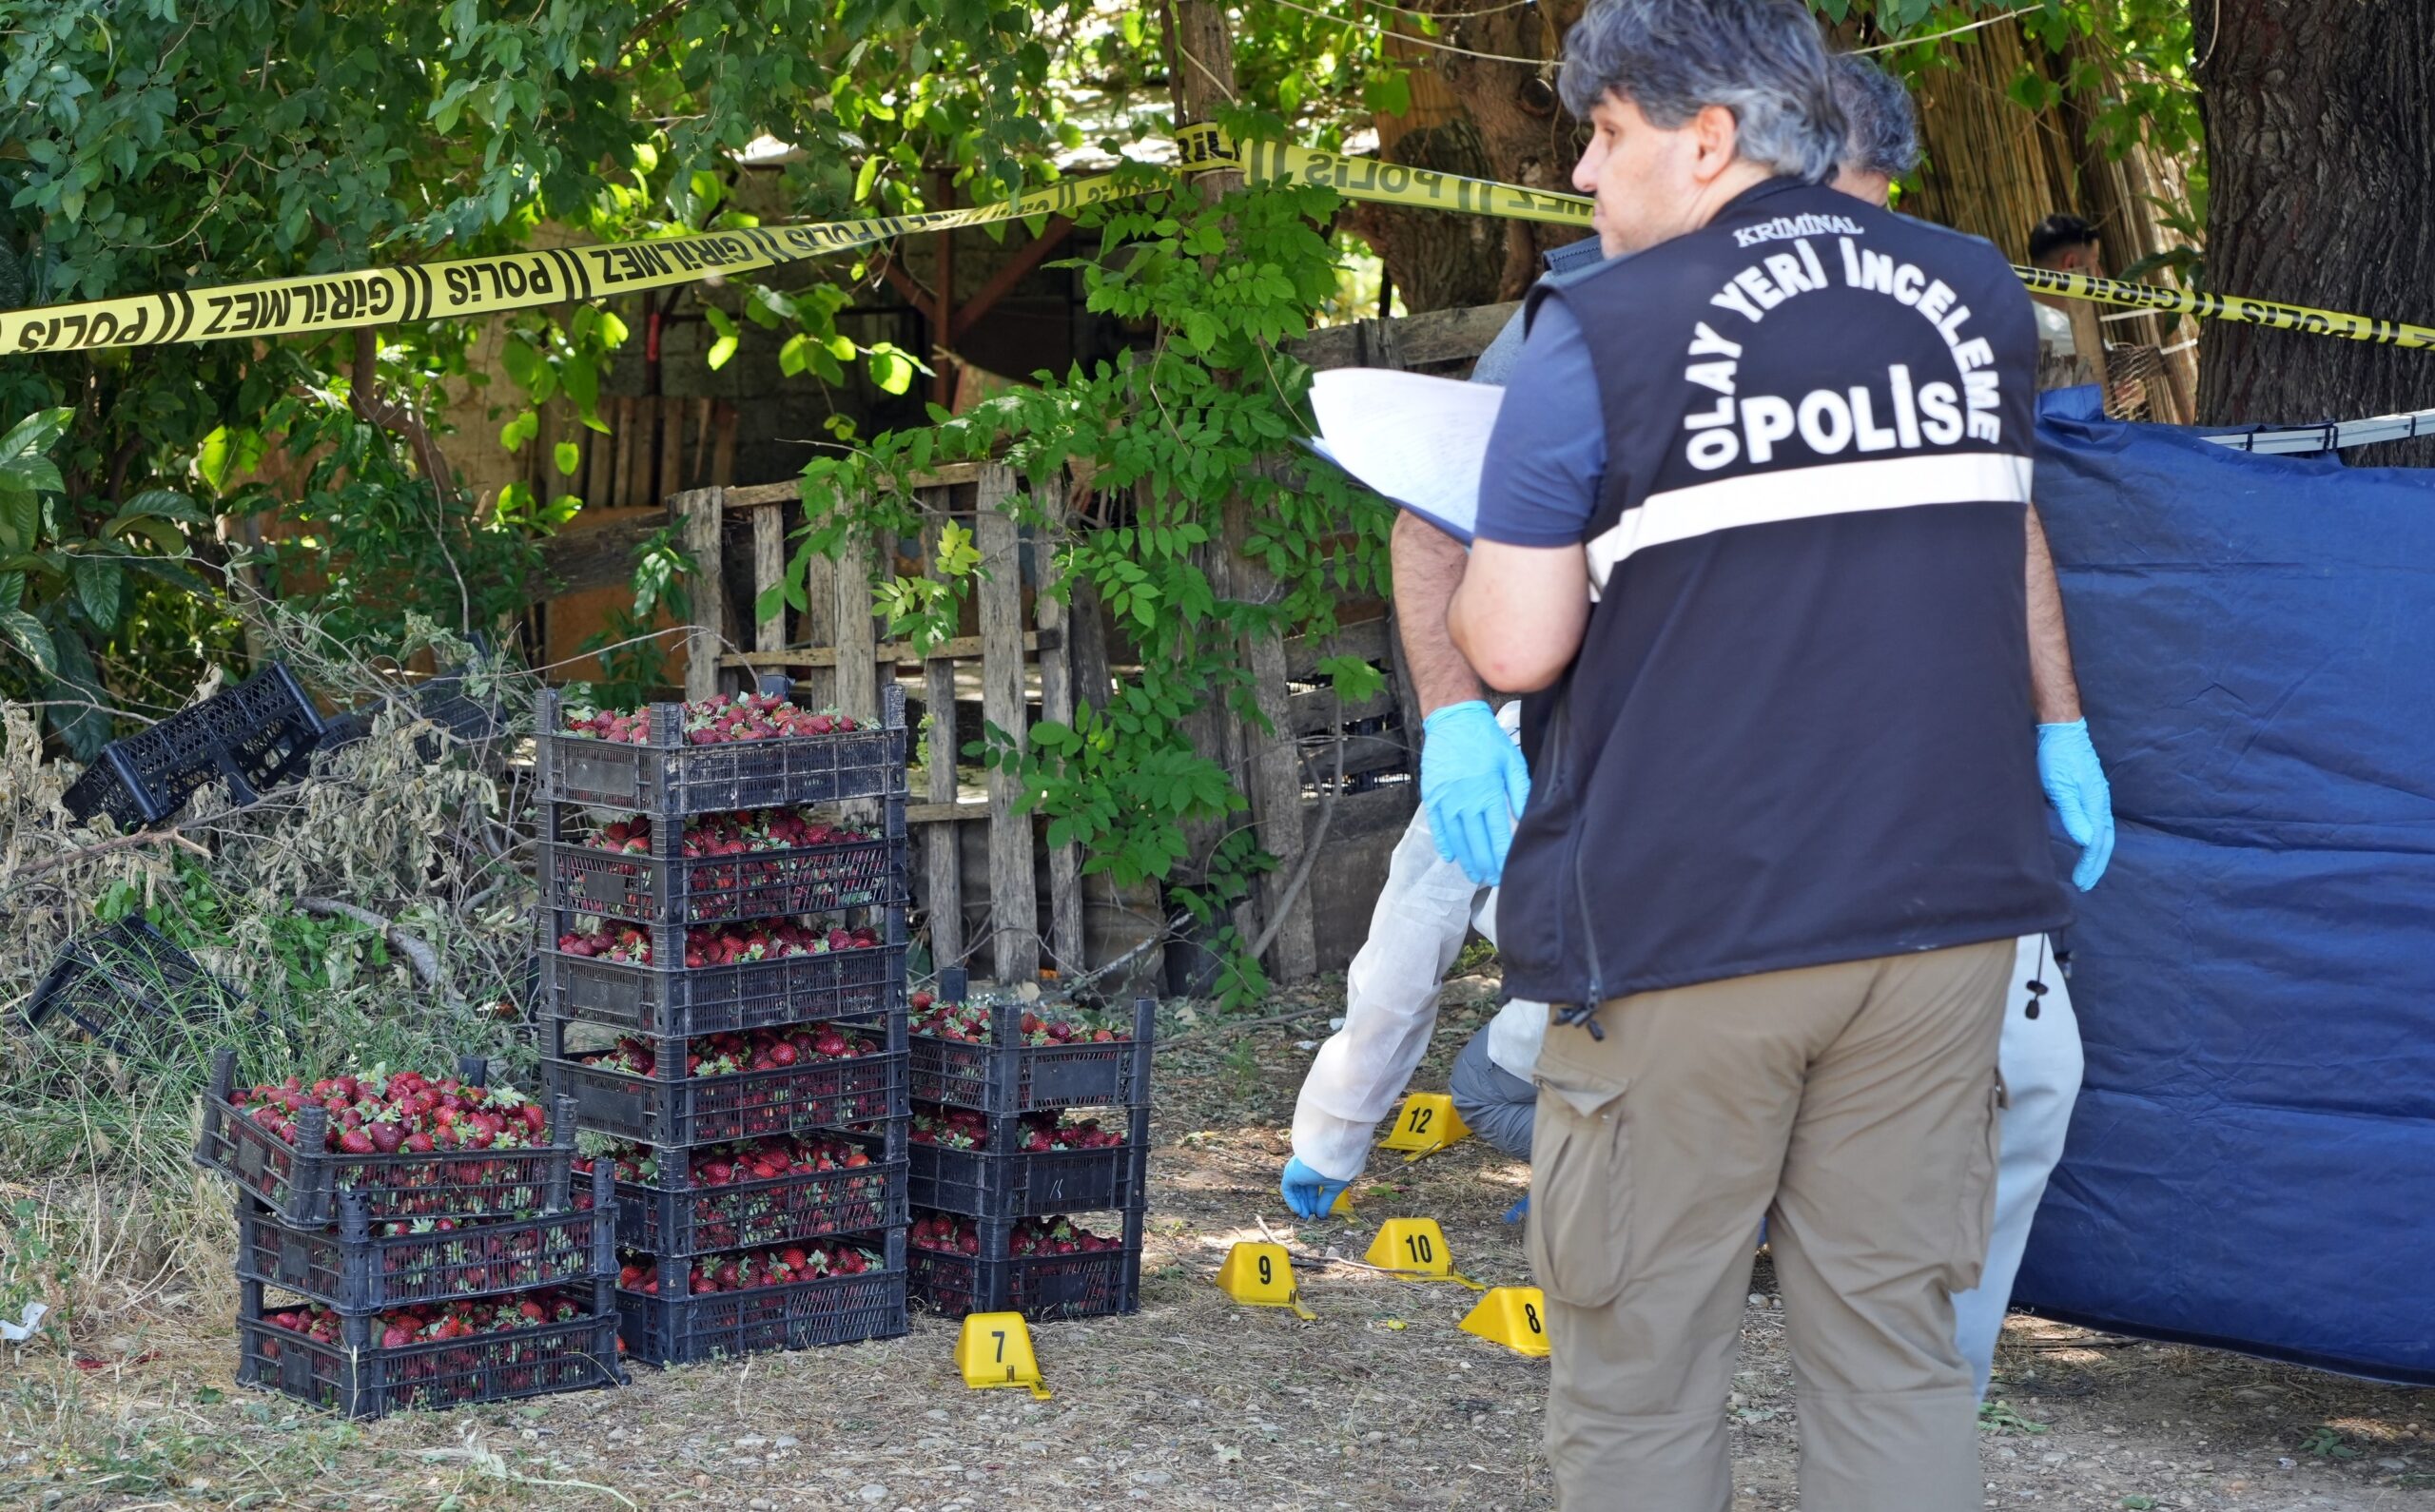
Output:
top-left (906, 801), bottom-right (989, 825)
top-left (1034, 528), bottom-right (1085, 977)
top-left (976, 467), bottom-right (1038, 984)
top-left (1283, 615), bottom-right (1393, 681)
top-left (678, 486), bottom-right (726, 701)
top-left (831, 525), bottom-right (879, 723)
top-left (1288, 300), bottom-right (1519, 374)
top-left (1288, 682), bottom-right (1399, 737)
top-left (716, 630), bottom-right (1051, 670)
top-left (1227, 488), bottom-right (1316, 982)
top-left (751, 505), bottom-right (788, 654)
top-left (714, 463), bottom-right (977, 512)
top-left (922, 518), bottom-right (964, 974)
top-left (535, 512), bottom-right (666, 597)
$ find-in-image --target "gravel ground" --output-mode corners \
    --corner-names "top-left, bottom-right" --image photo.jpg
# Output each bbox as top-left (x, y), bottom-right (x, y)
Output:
top-left (6, 976), bottom-right (2430, 1509)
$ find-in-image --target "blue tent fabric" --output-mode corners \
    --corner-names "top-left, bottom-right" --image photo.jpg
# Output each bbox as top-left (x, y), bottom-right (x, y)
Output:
top-left (2013, 399), bottom-right (2435, 1386)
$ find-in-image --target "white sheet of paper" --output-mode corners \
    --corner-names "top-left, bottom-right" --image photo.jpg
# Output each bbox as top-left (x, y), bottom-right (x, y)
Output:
top-left (1307, 368), bottom-right (1503, 544)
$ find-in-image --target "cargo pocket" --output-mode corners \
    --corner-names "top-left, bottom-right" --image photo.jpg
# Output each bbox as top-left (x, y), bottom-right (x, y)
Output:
top-left (1525, 1065), bottom-right (1632, 1308)
top-left (1941, 1072), bottom-right (2007, 1294)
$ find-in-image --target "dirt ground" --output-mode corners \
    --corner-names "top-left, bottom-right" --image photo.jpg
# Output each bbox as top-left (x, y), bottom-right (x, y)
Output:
top-left (7, 973), bottom-right (2433, 1510)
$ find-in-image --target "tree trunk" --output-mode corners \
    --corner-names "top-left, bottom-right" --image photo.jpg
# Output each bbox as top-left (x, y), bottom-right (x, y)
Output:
top-left (2193, 1), bottom-right (2435, 463)
top-left (1359, 0), bottom-right (1588, 312)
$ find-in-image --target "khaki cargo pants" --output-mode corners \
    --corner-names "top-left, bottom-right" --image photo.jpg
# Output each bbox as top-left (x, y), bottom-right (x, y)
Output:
top-left (1528, 939), bottom-right (2013, 1512)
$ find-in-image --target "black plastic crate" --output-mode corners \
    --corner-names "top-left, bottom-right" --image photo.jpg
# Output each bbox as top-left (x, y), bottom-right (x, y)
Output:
top-left (237, 1277), bottom-right (623, 1419)
top-left (615, 1231), bottom-right (907, 1365)
top-left (908, 1103), bottom-right (1150, 1220)
top-left (539, 929), bottom-right (906, 1038)
top-left (910, 993), bottom-right (1155, 1115)
top-left (535, 685), bottom-right (907, 816)
top-left (64, 665), bottom-right (326, 829)
top-left (906, 1209), bottom-right (1144, 1322)
top-left (234, 1165), bottom-right (614, 1313)
top-left (583, 1126), bottom-right (906, 1255)
top-left (198, 1049), bottom-right (580, 1229)
top-left (543, 826), bottom-right (906, 927)
top-left (23, 918), bottom-right (247, 1056)
top-left (319, 663), bottom-right (503, 759)
top-left (542, 1015), bottom-right (907, 1147)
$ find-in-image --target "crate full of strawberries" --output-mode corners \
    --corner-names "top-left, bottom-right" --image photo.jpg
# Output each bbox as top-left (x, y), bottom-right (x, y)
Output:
top-left (542, 917), bottom-right (906, 1037)
top-left (543, 1018), bottom-right (906, 1147)
top-left (238, 1280), bottom-right (624, 1419)
top-left (908, 1103), bottom-right (1149, 1220)
top-left (576, 1129), bottom-right (906, 1254)
top-left (906, 1210), bottom-right (1142, 1322)
top-left (536, 687), bottom-right (906, 814)
top-left (545, 806), bottom-right (904, 925)
top-left (198, 1051), bottom-right (579, 1228)
top-left (908, 990), bottom-right (1154, 1115)
top-left (234, 1162), bottom-right (614, 1314)
top-left (614, 1231), bottom-right (906, 1365)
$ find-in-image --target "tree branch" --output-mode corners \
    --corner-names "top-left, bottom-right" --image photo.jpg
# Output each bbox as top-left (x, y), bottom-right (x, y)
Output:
top-left (297, 896), bottom-right (455, 998)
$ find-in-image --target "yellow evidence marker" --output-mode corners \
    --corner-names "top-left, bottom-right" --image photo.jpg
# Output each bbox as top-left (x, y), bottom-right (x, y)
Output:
top-left (1364, 1217), bottom-right (1486, 1290)
top-left (1377, 1093), bottom-right (1469, 1161)
top-left (1216, 1241), bottom-right (1318, 1321)
top-left (957, 1312), bottom-right (1052, 1399)
top-left (1460, 1286), bottom-right (1553, 1358)
top-left (1329, 1187), bottom-right (1355, 1217)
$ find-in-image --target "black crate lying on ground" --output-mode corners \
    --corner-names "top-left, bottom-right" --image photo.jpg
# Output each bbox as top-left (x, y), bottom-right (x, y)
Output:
top-left (541, 1011), bottom-right (906, 1147)
top-left (198, 1049), bottom-right (580, 1229)
top-left (909, 1103), bottom-right (1150, 1221)
top-left (906, 1208), bottom-right (1144, 1322)
top-left (237, 1277), bottom-right (623, 1419)
top-left (540, 928), bottom-right (907, 1037)
top-left (583, 1123), bottom-right (906, 1255)
top-left (235, 1165), bottom-right (614, 1313)
top-left (63, 665), bottom-right (326, 829)
top-left (910, 988), bottom-right (1155, 1115)
top-left (535, 685), bottom-right (907, 815)
top-left (317, 663), bottom-right (503, 758)
top-left (614, 1230), bottom-right (906, 1366)
top-left (22, 918), bottom-right (244, 1056)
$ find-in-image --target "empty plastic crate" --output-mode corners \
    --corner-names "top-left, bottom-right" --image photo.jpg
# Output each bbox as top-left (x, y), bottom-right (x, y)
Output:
top-left (614, 1231), bottom-right (907, 1365)
top-left (535, 686), bottom-right (907, 815)
top-left (199, 1049), bottom-right (580, 1228)
top-left (23, 918), bottom-right (244, 1056)
top-left (237, 1277), bottom-right (623, 1419)
top-left (233, 1166), bottom-right (614, 1313)
top-left (63, 665), bottom-right (325, 828)
top-left (910, 993), bottom-right (1155, 1115)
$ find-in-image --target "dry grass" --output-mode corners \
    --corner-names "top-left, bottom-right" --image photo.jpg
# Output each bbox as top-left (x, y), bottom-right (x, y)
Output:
top-left (6, 974), bottom-right (2433, 1510)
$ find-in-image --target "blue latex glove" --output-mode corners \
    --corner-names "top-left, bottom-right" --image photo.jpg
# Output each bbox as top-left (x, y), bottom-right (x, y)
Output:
top-left (1421, 701), bottom-right (1532, 887)
top-left (1280, 1156), bottom-right (1351, 1220)
top-left (2037, 719), bottom-right (2114, 891)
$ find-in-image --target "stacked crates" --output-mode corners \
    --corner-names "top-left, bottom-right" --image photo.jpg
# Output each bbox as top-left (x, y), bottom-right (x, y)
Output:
top-left (196, 1049), bottom-right (624, 1419)
top-left (906, 970), bottom-right (1152, 1321)
top-left (534, 685), bottom-right (912, 1365)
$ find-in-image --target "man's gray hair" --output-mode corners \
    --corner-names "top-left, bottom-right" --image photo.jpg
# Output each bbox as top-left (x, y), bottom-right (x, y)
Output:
top-left (1831, 53), bottom-right (1919, 178)
top-left (1558, 0), bottom-right (1845, 184)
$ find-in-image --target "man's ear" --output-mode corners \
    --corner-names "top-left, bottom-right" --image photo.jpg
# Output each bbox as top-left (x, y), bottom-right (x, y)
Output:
top-left (1690, 104), bottom-right (1742, 183)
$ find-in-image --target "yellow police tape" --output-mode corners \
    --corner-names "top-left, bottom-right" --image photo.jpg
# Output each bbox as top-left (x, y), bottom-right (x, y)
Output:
top-left (1, 124), bottom-right (2425, 356)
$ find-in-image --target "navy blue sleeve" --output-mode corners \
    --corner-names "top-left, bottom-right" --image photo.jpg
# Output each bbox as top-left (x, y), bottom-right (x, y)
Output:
top-left (1473, 300), bottom-right (1607, 548)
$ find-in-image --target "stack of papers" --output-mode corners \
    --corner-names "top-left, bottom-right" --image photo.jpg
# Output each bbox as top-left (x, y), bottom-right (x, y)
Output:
top-left (1306, 369), bottom-right (1503, 544)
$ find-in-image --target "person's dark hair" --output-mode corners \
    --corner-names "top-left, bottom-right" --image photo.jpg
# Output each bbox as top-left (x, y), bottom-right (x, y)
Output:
top-left (2028, 213), bottom-right (2100, 264)
top-left (1829, 53), bottom-right (1918, 179)
top-left (1559, 0), bottom-right (1845, 184)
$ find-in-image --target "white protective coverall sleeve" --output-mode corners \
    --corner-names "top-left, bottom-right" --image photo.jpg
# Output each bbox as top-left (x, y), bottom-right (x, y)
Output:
top-left (1289, 704), bottom-right (1527, 1182)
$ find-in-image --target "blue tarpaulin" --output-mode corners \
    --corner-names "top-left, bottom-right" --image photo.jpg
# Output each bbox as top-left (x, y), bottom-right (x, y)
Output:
top-left (2014, 394), bottom-right (2435, 1386)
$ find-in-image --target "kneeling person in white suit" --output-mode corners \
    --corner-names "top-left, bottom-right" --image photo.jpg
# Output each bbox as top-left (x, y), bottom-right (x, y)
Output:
top-left (1282, 53), bottom-right (2112, 1399)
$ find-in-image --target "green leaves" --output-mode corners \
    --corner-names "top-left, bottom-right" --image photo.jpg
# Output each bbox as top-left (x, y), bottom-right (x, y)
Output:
top-left (0, 410), bottom-right (72, 552)
top-left (0, 609), bottom-right (58, 676)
